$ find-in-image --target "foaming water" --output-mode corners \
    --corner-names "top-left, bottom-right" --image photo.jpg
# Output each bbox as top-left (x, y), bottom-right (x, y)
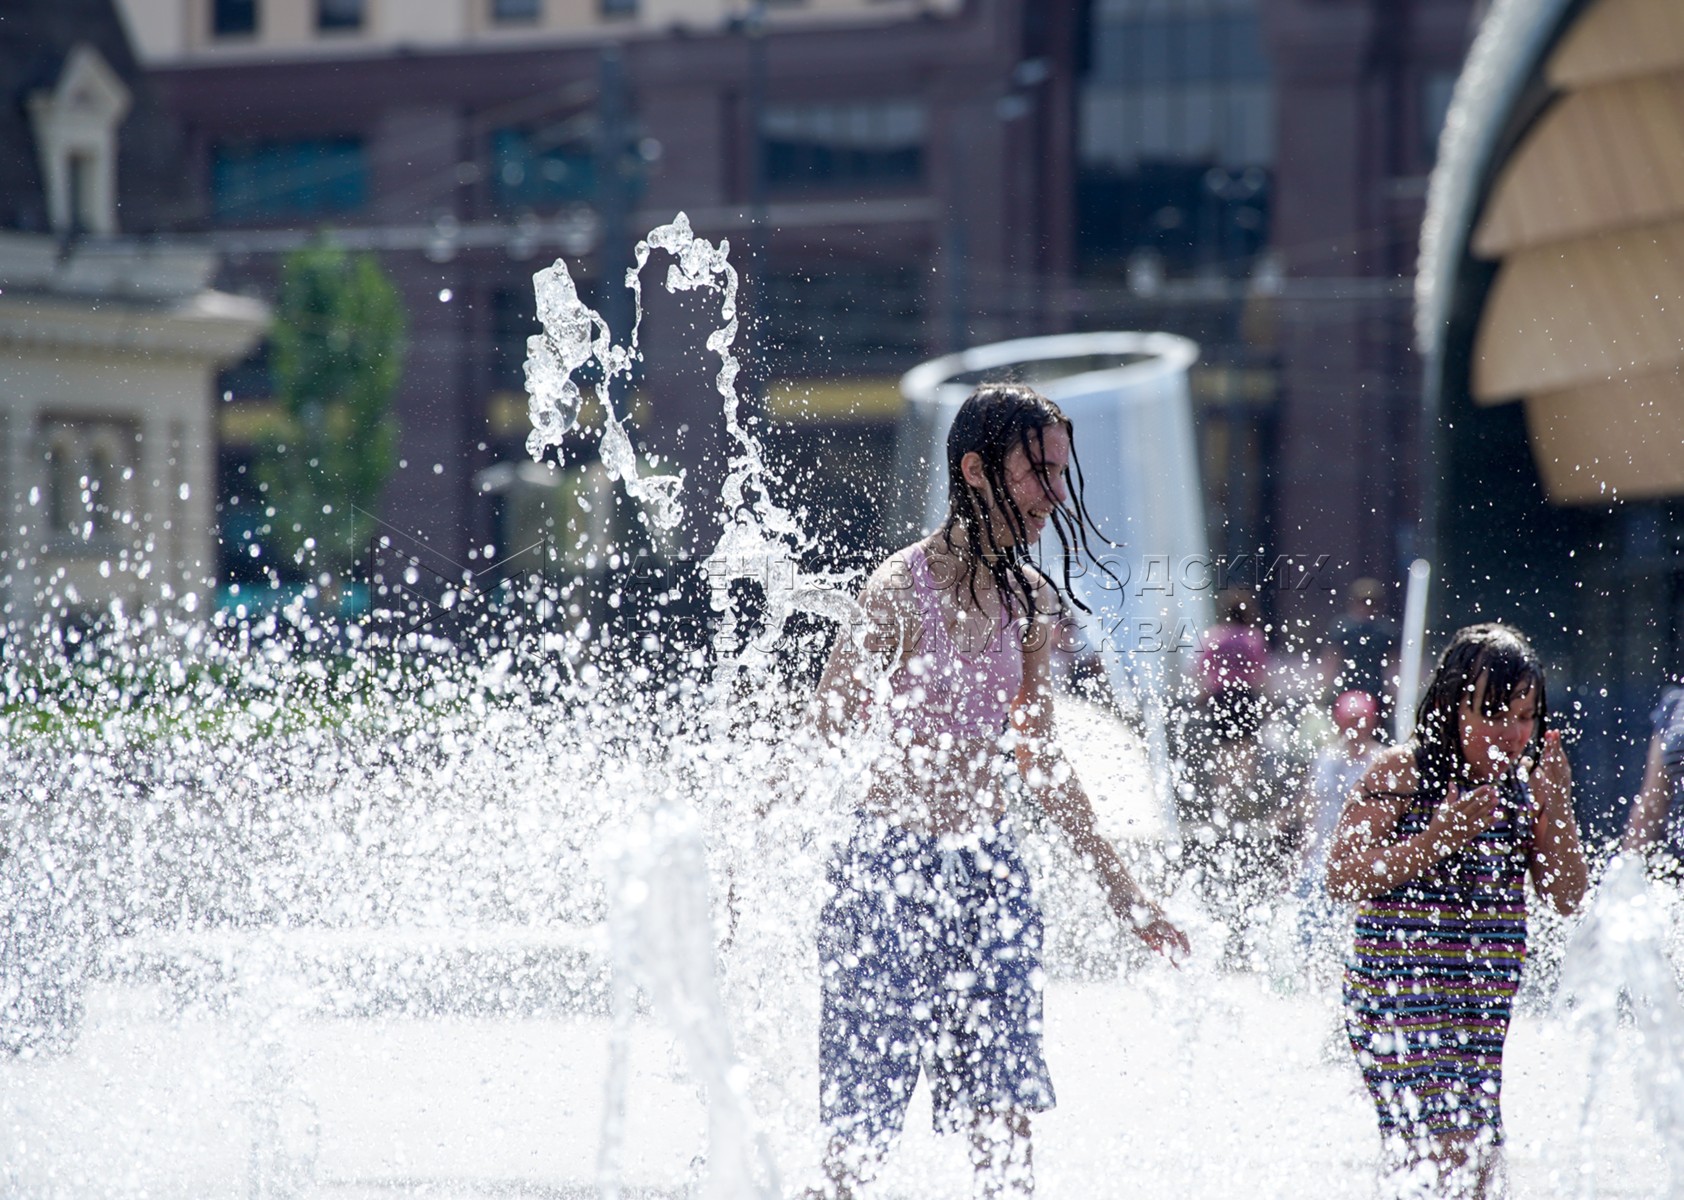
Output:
top-left (1559, 856), bottom-right (1684, 1195)
top-left (0, 215), bottom-right (1678, 1198)
top-left (526, 211), bottom-right (858, 685)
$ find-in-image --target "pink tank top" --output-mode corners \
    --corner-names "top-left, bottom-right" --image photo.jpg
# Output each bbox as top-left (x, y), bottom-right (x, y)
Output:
top-left (887, 546), bottom-right (1025, 739)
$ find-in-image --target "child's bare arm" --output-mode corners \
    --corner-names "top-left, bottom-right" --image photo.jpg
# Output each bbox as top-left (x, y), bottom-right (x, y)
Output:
top-left (1324, 748), bottom-right (1505, 901)
top-left (1013, 585), bottom-right (1189, 960)
top-left (810, 562), bottom-right (910, 745)
top-left (1621, 736), bottom-right (1670, 856)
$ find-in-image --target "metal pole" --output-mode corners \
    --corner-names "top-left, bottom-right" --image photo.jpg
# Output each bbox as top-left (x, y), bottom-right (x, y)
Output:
top-left (595, 45), bottom-right (633, 344)
top-left (747, 0), bottom-right (768, 265)
top-left (742, 1), bottom-right (769, 408)
top-left (1395, 557), bottom-right (1432, 744)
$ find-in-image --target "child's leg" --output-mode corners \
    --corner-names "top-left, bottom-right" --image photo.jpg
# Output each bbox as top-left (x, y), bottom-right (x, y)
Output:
top-left (968, 1109), bottom-right (1033, 1200)
top-left (811, 1131), bottom-right (888, 1200)
top-left (1429, 1132), bottom-right (1503, 1200)
top-left (1380, 1132), bottom-right (1501, 1200)
top-left (939, 834), bottom-right (1052, 1199)
top-left (814, 826), bottom-right (935, 1197)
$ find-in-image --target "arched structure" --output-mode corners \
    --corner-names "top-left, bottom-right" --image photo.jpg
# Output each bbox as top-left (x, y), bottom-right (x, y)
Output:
top-left (1419, 0), bottom-right (1684, 830)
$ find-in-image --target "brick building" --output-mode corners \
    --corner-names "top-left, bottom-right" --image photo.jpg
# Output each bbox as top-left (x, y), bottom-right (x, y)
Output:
top-left (116, 0), bottom-right (1077, 592)
top-left (1261, 0), bottom-right (1475, 631)
top-left (113, 0), bottom-right (1484, 637)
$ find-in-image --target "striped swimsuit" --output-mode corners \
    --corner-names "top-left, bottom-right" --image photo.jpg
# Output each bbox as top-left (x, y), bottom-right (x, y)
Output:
top-left (1343, 751), bottom-right (1535, 1144)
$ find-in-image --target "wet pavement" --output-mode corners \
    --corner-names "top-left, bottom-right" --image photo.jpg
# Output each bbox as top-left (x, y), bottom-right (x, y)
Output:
top-left (0, 969), bottom-right (1667, 1198)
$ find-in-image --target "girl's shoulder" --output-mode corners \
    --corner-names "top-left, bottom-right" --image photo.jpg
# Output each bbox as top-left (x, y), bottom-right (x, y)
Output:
top-left (1356, 744), bottom-right (1420, 799)
top-left (866, 543), bottom-right (928, 583)
top-left (859, 545), bottom-right (933, 617)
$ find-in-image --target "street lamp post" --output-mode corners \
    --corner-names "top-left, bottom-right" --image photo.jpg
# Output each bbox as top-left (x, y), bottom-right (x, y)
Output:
top-left (594, 44), bottom-right (634, 344)
top-left (745, 0), bottom-right (768, 268)
top-left (733, 0), bottom-right (770, 416)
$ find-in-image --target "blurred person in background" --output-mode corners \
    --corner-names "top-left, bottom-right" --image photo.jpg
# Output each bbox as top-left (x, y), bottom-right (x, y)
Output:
top-left (1196, 585), bottom-right (1270, 742)
top-left (1177, 586), bottom-right (1299, 967)
top-left (1279, 689), bottom-right (1383, 960)
top-left (1323, 577), bottom-right (1400, 719)
top-left (1620, 678), bottom-right (1684, 874)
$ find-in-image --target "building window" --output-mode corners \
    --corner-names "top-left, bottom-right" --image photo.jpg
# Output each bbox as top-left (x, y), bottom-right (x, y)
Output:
top-left (316, 0), bottom-right (364, 32)
top-left (45, 433), bottom-right (76, 537)
top-left (762, 266), bottom-right (925, 377)
top-left (492, 288), bottom-right (535, 392)
top-left (28, 46), bottom-right (131, 237)
top-left (490, 126), bottom-right (596, 209)
top-left (40, 419), bottom-right (136, 546)
top-left (1077, 0), bottom-right (1274, 278)
top-left (213, 0), bottom-right (258, 36)
top-left (86, 443), bottom-right (120, 541)
top-left (67, 151), bottom-right (97, 233)
top-left (1082, 8), bottom-right (1272, 168)
top-left (211, 137), bottom-right (368, 221)
top-left (492, 0), bottom-right (541, 20)
top-left (600, 0), bottom-right (637, 16)
top-left (761, 101), bottom-right (926, 191)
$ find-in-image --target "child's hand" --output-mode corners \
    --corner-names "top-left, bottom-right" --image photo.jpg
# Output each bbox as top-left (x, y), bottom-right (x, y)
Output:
top-left (1424, 782), bottom-right (1505, 853)
top-left (1527, 730), bottom-right (1572, 813)
top-left (1131, 907), bottom-right (1191, 966)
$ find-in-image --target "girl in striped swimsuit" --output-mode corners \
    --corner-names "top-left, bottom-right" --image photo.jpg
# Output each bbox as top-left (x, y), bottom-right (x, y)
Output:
top-left (1325, 623), bottom-right (1588, 1198)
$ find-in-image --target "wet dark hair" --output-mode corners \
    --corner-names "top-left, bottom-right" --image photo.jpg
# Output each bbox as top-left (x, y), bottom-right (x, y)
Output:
top-left (1412, 622), bottom-right (1547, 793)
top-left (938, 383), bottom-right (1117, 618)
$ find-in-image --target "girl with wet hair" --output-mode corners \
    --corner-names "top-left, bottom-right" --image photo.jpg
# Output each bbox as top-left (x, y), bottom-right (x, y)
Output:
top-left (934, 382), bottom-right (1117, 618)
top-left (807, 382), bottom-right (1186, 1200)
top-left (1326, 622), bottom-right (1588, 1198)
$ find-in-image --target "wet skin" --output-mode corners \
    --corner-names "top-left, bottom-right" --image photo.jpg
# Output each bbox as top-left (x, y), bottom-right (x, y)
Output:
top-left (813, 423), bottom-right (1186, 957)
top-left (1322, 676), bottom-right (1588, 1200)
top-left (817, 427), bottom-right (1071, 838)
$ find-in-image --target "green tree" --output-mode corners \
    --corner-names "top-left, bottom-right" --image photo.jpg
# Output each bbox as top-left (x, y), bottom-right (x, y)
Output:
top-left (256, 241), bottom-right (404, 587)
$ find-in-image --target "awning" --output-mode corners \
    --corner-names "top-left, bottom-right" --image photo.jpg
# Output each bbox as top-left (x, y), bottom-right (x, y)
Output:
top-left (1466, 0), bottom-right (1684, 503)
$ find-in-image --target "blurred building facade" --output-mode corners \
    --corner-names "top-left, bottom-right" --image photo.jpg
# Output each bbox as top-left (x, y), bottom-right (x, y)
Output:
top-left (112, 0), bottom-right (1480, 638)
top-left (116, 0), bottom-right (1072, 591)
top-left (0, 0), bottom-right (267, 631)
top-left (1261, 0), bottom-right (1474, 634)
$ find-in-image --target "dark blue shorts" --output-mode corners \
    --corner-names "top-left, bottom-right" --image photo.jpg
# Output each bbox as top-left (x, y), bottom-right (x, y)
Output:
top-left (818, 814), bottom-right (1055, 1144)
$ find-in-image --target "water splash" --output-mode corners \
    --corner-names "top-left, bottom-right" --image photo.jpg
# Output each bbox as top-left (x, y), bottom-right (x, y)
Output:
top-left (600, 806), bottom-right (779, 1200)
top-left (528, 211), bottom-right (859, 682)
top-left (1558, 854), bottom-right (1684, 1194)
top-left (7, 211), bottom-right (1682, 1199)
top-left (524, 239), bottom-right (681, 531)
top-left (524, 212), bottom-right (873, 1197)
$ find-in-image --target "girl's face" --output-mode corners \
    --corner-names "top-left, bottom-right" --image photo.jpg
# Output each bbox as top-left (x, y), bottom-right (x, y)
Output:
top-left (1458, 674), bottom-right (1539, 781)
top-left (986, 423), bottom-right (1071, 546)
